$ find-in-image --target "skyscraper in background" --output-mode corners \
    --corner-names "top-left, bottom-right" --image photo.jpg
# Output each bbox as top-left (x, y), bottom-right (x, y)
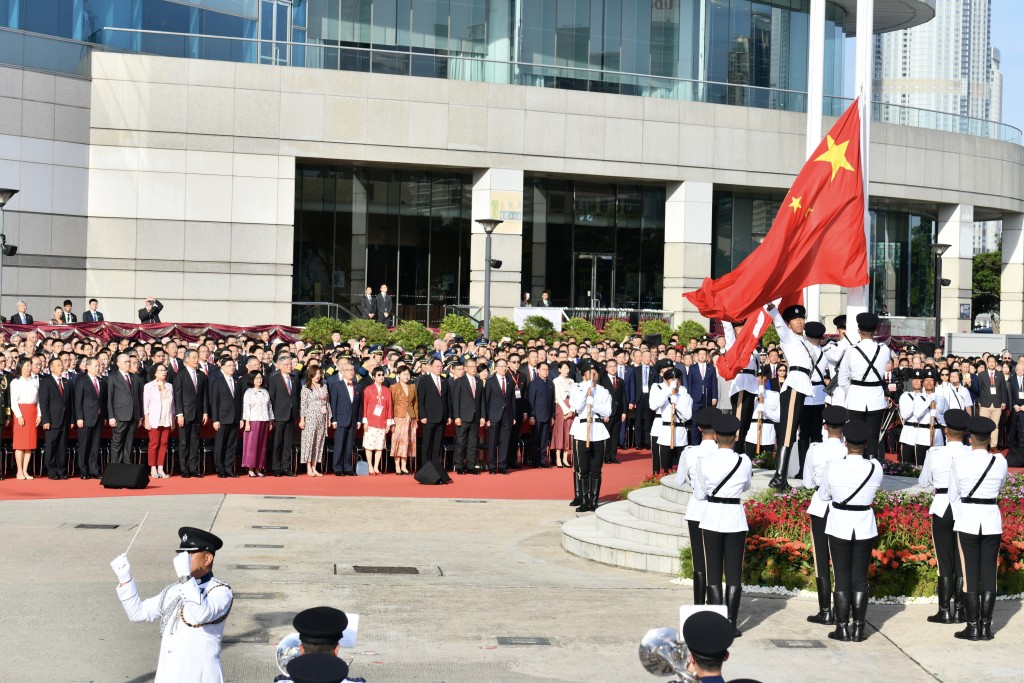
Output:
top-left (874, 0), bottom-right (1004, 255)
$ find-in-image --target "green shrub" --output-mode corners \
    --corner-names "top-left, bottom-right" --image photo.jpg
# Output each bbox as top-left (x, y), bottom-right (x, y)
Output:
top-left (303, 316), bottom-right (346, 346)
top-left (392, 320), bottom-right (434, 350)
top-left (343, 319), bottom-right (393, 346)
top-left (562, 317), bottom-right (598, 342)
top-left (439, 313), bottom-right (478, 340)
top-left (760, 324), bottom-right (780, 348)
top-left (488, 315), bottom-right (519, 341)
top-left (676, 319), bottom-right (708, 342)
top-left (602, 318), bottom-right (634, 342)
top-left (638, 319), bottom-right (672, 342)
top-left (523, 315), bottom-right (555, 334)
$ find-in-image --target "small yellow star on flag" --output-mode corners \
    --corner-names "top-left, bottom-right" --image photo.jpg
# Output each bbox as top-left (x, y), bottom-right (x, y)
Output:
top-left (815, 135), bottom-right (855, 182)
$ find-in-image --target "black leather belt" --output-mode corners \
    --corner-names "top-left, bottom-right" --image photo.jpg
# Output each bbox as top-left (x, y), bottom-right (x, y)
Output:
top-left (707, 496), bottom-right (741, 505)
top-left (935, 488), bottom-right (948, 494)
top-left (851, 380), bottom-right (884, 387)
top-left (812, 381), bottom-right (825, 387)
top-left (831, 502), bottom-right (871, 511)
top-left (962, 497), bottom-right (998, 505)
top-left (790, 366), bottom-right (810, 375)
top-left (904, 422), bottom-right (923, 428)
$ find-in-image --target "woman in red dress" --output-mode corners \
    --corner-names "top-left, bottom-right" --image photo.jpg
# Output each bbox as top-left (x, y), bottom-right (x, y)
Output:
top-left (361, 367), bottom-right (394, 475)
top-left (10, 357), bottom-right (40, 480)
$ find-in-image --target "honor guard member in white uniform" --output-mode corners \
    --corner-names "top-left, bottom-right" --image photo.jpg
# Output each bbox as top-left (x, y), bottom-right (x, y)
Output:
top-left (918, 368), bottom-right (949, 450)
top-left (802, 405), bottom-right (850, 626)
top-left (694, 413), bottom-right (753, 637)
top-left (766, 302), bottom-right (815, 490)
top-left (837, 312), bottom-right (891, 460)
top-left (819, 420), bottom-right (883, 643)
top-left (570, 359), bottom-right (613, 512)
top-left (648, 358), bottom-right (678, 474)
top-left (275, 607), bottom-right (365, 683)
top-left (898, 369), bottom-right (928, 465)
top-left (797, 321), bottom-right (829, 478)
top-left (918, 409), bottom-right (970, 625)
top-left (948, 415), bottom-right (1008, 641)
top-left (743, 365), bottom-right (780, 457)
top-left (649, 366), bottom-right (693, 475)
top-left (723, 318), bottom-right (760, 454)
top-left (676, 408), bottom-right (719, 606)
top-left (824, 315), bottom-right (854, 407)
top-left (286, 654), bottom-right (350, 683)
top-left (938, 369), bottom-right (973, 417)
top-left (111, 527), bottom-right (233, 683)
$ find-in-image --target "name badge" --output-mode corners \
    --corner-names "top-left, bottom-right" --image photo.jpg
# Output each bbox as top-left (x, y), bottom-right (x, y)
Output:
top-left (642, 384), bottom-right (649, 394)
top-left (888, 383), bottom-right (896, 392)
top-left (373, 405), bottom-right (383, 417)
top-left (991, 386), bottom-right (997, 395)
top-left (515, 389), bottom-right (522, 400)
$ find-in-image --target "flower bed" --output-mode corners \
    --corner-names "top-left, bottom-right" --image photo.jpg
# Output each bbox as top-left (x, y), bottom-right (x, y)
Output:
top-left (676, 473), bottom-right (1024, 599)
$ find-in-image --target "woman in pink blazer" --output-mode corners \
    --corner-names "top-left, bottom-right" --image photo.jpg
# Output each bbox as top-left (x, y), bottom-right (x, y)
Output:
top-left (143, 363), bottom-right (175, 478)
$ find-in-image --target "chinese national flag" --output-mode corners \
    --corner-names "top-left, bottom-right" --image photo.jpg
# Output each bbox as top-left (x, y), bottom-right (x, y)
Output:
top-left (716, 291), bottom-right (803, 381)
top-left (684, 99), bottom-right (868, 322)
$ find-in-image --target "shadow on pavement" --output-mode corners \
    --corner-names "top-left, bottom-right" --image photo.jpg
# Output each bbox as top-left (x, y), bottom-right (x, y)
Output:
top-left (737, 595), bottom-right (788, 635)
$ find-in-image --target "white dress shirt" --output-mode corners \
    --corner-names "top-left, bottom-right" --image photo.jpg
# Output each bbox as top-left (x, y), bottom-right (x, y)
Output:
top-left (824, 333), bottom-right (854, 407)
top-left (914, 391), bottom-right (948, 447)
top-left (837, 338), bottom-right (891, 411)
top-left (803, 438), bottom-right (849, 517)
top-left (694, 450), bottom-right (753, 533)
top-left (649, 380), bottom-right (693, 447)
top-left (9, 375), bottom-right (39, 418)
top-left (820, 454), bottom-right (884, 540)
top-left (948, 449), bottom-right (1008, 535)
top-left (919, 441), bottom-right (970, 517)
top-left (899, 391), bottom-right (930, 446)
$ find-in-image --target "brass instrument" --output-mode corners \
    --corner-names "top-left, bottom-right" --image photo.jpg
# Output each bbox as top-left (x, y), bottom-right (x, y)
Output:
top-left (586, 382), bottom-right (594, 447)
top-left (639, 627), bottom-right (699, 683)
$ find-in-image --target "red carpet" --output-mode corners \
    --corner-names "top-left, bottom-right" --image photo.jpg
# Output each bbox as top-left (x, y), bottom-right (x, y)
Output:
top-left (0, 449), bottom-right (655, 502)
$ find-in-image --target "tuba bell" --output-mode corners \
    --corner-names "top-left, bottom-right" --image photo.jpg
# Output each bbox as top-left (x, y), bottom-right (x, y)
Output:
top-left (639, 627), bottom-right (700, 683)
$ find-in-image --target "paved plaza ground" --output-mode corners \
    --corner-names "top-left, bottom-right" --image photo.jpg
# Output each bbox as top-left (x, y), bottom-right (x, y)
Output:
top-left (2, 493), bottom-right (1021, 682)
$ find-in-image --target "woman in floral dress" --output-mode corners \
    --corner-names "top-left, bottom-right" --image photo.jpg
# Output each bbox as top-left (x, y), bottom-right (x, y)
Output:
top-left (299, 365), bottom-right (331, 477)
top-left (389, 365), bottom-right (418, 474)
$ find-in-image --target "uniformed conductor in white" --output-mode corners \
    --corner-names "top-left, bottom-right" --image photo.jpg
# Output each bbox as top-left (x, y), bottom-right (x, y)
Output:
top-left (111, 527), bottom-right (233, 682)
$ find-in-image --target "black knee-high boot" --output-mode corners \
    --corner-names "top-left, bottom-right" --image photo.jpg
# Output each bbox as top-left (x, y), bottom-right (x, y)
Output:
top-left (807, 577), bottom-right (835, 624)
top-left (726, 585), bottom-right (743, 637)
top-left (706, 584), bottom-right (723, 605)
top-left (769, 444), bottom-right (791, 490)
top-left (955, 581), bottom-right (966, 623)
top-left (954, 593), bottom-right (981, 641)
top-left (850, 591), bottom-right (869, 642)
top-left (828, 592), bottom-right (851, 642)
top-left (928, 576), bottom-right (956, 624)
top-left (692, 571), bottom-right (706, 606)
top-left (980, 591), bottom-right (996, 640)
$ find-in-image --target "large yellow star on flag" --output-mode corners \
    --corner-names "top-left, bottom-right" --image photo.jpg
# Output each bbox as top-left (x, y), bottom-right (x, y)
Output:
top-left (789, 196), bottom-right (802, 213)
top-left (815, 135), bottom-right (855, 182)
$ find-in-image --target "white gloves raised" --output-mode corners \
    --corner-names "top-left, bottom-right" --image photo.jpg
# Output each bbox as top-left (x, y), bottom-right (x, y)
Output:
top-left (586, 396), bottom-right (594, 406)
top-left (173, 551), bottom-right (193, 581)
top-left (110, 553), bottom-right (132, 584)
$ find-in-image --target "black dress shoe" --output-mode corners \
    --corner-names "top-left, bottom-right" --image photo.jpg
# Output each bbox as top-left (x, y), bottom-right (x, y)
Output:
top-left (80, 475), bottom-right (89, 480)
top-left (488, 469), bottom-right (497, 474)
top-left (499, 469), bottom-right (509, 475)
top-left (334, 471), bottom-right (344, 476)
top-left (273, 472), bottom-right (283, 477)
top-left (283, 471), bottom-right (296, 477)
top-left (218, 473), bottom-right (227, 478)
top-left (454, 468), bottom-right (465, 475)
top-left (60, 474), bottom-right (68, 480)
top-left (48, 474), bottom-right (59, 480)
top-left (181, 472), bottom-right (192, 479)
top-left (228, 472), bottom-right (239, 478)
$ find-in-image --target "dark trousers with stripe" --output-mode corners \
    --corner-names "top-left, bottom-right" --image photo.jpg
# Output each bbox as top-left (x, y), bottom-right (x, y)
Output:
top-left (733, 390), bottom-right (755, 455)
top-left (775, 387), bottom-right (805, 450)
top-left (797, 402), bottom-right (824, 473)
top-left (958, 531), bottom-right (1000, 593)
top-left (932, 507), bottom-right (961, 579)
top-left (810, 511), bottom-right (831, 578)
top-left (848, 408), bottom-right (885, 460)
top-left (828, 533), bottom-right (874, 594)
top-left (688, 519), bottom-right (706, 576)
top-left (703, 529), bottom-right (746, 590)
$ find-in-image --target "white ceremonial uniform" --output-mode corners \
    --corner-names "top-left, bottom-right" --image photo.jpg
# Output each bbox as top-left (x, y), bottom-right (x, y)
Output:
top-left (117, 574), bottom-right (233, 683)
top-left (837, 338), bottom-right (891, 412)
top-left (916, 391), bottom-right (948, 447)
top-left (805, 342), bottom-right (829, 408)
top-left (899, 390), bottom-right (929, 447)
top-left (723, 322), bottom-right (759, 397)
top-left (919, 442), bottom-right (970, 517)
top-left (744, 387), bottom-right (780, 448)
top-left (694, 450), bottom-right (753, 533)
top-left (937, 383), bottom-right (973, 413)
top-left (803, 438), bottom-right (848, 518)
top-left (649, 381), bottom-right (693, 448)
top-left (569, 382), bottom-right (612, 441)
top-left (948, 450), bottom-right (1008, 535)
top-left (820, 455), bottom-right (884, 539)
top-left (768, 308), bottom-right (814, 396)
top-left (824, 334), bottom-right (856, 407)
top-left (679, 439), bottom-right (719, 522)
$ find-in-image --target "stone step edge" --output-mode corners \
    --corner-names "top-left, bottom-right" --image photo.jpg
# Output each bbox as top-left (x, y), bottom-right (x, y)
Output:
top-left (562, 514), bottom-right (687, 558)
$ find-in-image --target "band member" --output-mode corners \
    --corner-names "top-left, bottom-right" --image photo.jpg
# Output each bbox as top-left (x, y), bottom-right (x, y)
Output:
top-left (898, 369), bottom-right (928, 465)
top-left (837, 312), bottom-right (890, 460)
top-left (824, 315), bottom-right (853, 407)
top-left (948, 416), bottom-right (1008, 641)
top-left (797, 321), bottom-right (828, 477)
top-left (918, 409), bottom-right (970, 625)
top-left (743, 366), bottom-right (779, 457)
top-left (649, 367), bottom-right (693, 476)
top-left (111, 527), bottom-right (232, 682)
top-left (569, 359), bottom-right (612, 512)
top-left (819, 420), bottom-right (884, 642)
top-left (766, 303), bottom-right (815, 490)
top-left (693, 413), bottom-right (752, 637)
top-left (676, 408), bottom-right (719, 606)
top-left (723, 319), bottom-right (759, 455)
top-left (919, 368), bottom-right (949, 451)
top-left (802, 405), bottom-right (850, 626)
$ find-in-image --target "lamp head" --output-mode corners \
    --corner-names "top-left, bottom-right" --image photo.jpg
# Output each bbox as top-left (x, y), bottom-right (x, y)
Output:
top-left (0, 188), bottom-right (18, 208)
top-left (475, 218), bottom-right (503, 234)
top-left (932, 243), bottom-right (951, 257)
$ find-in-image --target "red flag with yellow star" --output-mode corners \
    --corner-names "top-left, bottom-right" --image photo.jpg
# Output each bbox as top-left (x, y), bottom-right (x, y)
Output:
top-left (684, 98), bottom-right (868, 322)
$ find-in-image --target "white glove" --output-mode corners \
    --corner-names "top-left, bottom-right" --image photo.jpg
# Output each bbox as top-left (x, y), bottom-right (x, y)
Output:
top-left (757, 386), bottom-right (765, 396)
top-left (586, 396), bottom-right (594, 406)
top-left (753, 405), bottom-right (763, 417)
top-left (111, 553), bottom-right (132, 584)
top-left (173, 551), bottom-right (192, 581)
top-left (670, 394), bottom-right (678, 403)
top-left (930, 409), bottom-right (937, 418)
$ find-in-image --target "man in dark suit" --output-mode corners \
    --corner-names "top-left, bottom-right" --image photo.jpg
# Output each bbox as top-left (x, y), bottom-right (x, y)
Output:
top-left (82, 298), bottom-right (104, 322)
top-left (11, 300), bottom-right (32, 325)
top-left (615, 351), bottom-right (635, 448)
top-left (506, 355), bottom-right (529, 468)
top-left (631, 352), bottom-right (655, 449)
top-left (686, 348), bottom-right (718, 442)
top-left (138, 297), bottom-right (163, 323)
top-left (107, 352), bottom-right (142, 464)
top-left (375, 284), bottom-right (394, 327)
top-left (416, 357), bottom-right (452, 482)
top-left (327, 360), bottom-right (362, 475)
top-left (39, 357), bottom-right (73, 479)
top-left (601, 358), bottom-right (627, 463)
top-left (451, 359), bottom-right (484, 473)
top-left (209, 357), bottom-right (243, 477)
top-left (267, 353), bottom-right (300, 476)
top-left (527, 362), bottom-right (554, 467)
top-left (485, 357), bottom-right (517, 474)
top-left (173, 348), bottom-right (208, 477)
top-left (74, 358), bottom-right (105, 479)
top-left (976, 355), bottom-right (1010, 452)
top-left (1009, 362), bottom-right (1024, 449)
top-left (358, 287), bottom-right (377, 321)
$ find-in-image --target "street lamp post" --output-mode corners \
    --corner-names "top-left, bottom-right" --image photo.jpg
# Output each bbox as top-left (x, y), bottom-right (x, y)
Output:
top-left (475, 218), bottom-right (503, 340)
top-left (0, 188), bottom-right (19, 312)
top-left (932, 243), bottom-right (951, 351)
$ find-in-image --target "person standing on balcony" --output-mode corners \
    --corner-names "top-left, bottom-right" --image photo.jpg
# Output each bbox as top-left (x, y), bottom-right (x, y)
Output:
top-left (375, 284), bottom-right (394, 327)
top-left (358, 286), bottom-right (376, 321)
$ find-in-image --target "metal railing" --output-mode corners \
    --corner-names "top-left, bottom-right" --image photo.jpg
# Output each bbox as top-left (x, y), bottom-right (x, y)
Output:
top-left (443, 305), bottom-right (483, 327)
top-left (563, 308), bottom-right (672, 330)
top-left (91, 27), bottom-right (1022, 146)
top-left (0, 26), bottom-right (93, 78)
top-left (290, 300), bottom-right (348, 325)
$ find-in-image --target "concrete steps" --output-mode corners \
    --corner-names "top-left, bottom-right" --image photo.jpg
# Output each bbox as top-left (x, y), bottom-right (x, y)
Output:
top-left (561, 514), bottom-right (684, 575)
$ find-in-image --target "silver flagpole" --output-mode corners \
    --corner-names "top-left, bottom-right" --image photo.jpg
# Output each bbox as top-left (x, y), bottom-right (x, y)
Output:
top-left (845, 0), bottom-right (874, 325)
top-left (803, 0), bottom-right (826, 323)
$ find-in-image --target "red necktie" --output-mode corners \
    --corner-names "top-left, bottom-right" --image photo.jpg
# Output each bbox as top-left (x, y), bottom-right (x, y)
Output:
top-left (57, 378), bottom-right (63, 396)
top-left (286, 375), bottom-right (292, 392)
top-left (125, 373), bottom-right (131, 389)
top-left (500, 376), bottom-right (505, 394)
top-left (612, 377), bottom-right (616, 390)
top-left (435, 375), bottom-right (441, 394)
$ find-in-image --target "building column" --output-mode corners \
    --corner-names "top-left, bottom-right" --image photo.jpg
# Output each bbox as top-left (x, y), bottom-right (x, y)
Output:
top-left (1001, 213), bottom-right (1024, 334)
top-left (937, 204), bottom-right (975, 337)
top-left (664, 181), bottom-right (712, 328)
top-left (470, 168), bottom-right (523, 324)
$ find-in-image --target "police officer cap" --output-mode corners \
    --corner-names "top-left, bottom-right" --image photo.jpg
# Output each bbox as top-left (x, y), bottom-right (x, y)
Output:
top-left (577, 358), bottom-right (597, 374)
top-left (910, 369), bottom-right (924, 380)
top-left (922, 368), bottom-right (937, 381)
top-left (856, 312), bottom-right (880, 331)
top-left (782, 305), bottom-right (806, 322)
top-left (475, 337), bottom-right (489, 345)
top-left (652, 358), bottom-right (674, 375)
top-left (176, 527), bottom-right (223, 553)
top-left (714, 413), bottom-right (741, 436)
top-left (286, 653), bottom-right (350, 683)
top-left (682, 611), bottom-right (734, 659)
top-left (968, 416), bottom-right (997, 437)
top-left (695, 407), bottom-right (719, 430)
top-left (833, 315), bottom-right (847, 329)
top-left (943, 409), bottom-right (969, 431)
top-left (842, 420), bottom-right (869, 446)
top-left (293, 606), bottom-right (348, 645)
top-left (822, 405), bottom-right (849, 427)
top-left (368, 344), bottom-right (383, 354)
top-left (804, 321), bottom-right (826, 339)
top-left (663, 367), bottom-right (682, 381)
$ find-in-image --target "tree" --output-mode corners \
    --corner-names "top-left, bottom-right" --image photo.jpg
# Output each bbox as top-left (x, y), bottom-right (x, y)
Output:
top-left (972, 250), bottom-right (1001, 315)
